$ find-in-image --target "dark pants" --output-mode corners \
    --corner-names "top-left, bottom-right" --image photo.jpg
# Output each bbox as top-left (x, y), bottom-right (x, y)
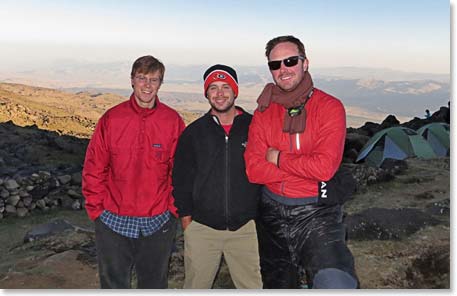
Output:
top-left (94, 217), bottom-right (177, 289)
top-left (256, 194), bottom-right (358, 289)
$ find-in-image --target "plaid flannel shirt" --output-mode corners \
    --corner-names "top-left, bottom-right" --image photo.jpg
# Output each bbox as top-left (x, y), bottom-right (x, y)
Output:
top-left (99, 210), bottom-right (170, 238)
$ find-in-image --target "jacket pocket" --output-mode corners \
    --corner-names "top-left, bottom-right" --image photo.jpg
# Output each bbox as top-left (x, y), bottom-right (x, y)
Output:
top-left (146, 148), bottom-right (170, 179)
top-left (150, 148), bottom-right (170, 163)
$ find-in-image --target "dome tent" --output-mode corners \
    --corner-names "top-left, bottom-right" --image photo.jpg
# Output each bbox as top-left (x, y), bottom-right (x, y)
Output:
top-left (417, 122), bottom-right (450, 157)
top-left (356, 126), bottom-right (437, 167)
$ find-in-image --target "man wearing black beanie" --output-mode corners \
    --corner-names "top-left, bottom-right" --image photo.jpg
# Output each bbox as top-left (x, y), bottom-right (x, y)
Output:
top-left (172, 64), bottom-right (262, 289)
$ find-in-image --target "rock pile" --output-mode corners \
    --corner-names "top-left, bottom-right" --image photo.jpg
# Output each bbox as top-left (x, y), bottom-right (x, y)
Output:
top-left (0, 119), bottom-right (87, 220)
top-left (0, 170), bottom-right (84, 219)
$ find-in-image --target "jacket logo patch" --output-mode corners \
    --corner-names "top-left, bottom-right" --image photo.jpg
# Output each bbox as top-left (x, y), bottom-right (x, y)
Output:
top-left (152, 143), bottom-right (162, 148)
top-left (241, 141), bottom-right (247, 148)
top-left (320, 182), bottom-right (327, 198)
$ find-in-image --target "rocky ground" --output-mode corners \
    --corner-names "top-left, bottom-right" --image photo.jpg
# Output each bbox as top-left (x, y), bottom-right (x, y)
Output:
top-left (345, 158), bottom-right (450, 288)
top-left (0, 157), bottom-right (449, 289)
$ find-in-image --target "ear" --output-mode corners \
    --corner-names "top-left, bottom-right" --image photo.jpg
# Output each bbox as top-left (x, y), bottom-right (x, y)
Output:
top-left (303, 58), bottom-right (309, 72)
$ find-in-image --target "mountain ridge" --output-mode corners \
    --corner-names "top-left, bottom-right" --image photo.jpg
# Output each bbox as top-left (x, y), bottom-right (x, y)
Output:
top-left (0, 83), bottom-right (201, 138)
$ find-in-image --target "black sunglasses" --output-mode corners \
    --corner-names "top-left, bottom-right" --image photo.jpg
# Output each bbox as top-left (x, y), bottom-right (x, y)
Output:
top-left (268, 55), bottom-right (304, 71)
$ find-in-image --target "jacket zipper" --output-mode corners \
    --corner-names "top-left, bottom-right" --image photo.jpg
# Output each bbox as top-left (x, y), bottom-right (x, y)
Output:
top-left (225, 134), bottom-right (229, 229)
top-left (281, 133), bottom-right (300, 195)
top-left (295, 133), bottom-right (300, 150)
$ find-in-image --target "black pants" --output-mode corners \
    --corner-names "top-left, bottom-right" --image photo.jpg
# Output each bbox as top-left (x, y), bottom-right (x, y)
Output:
top-left (94, 217), bottom-right (177, 289)
top-left (256, 194), bottom-right (358, 289)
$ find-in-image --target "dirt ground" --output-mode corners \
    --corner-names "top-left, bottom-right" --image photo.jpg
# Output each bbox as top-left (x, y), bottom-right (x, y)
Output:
top-left (0, 158), bottom-right (450, 289)
top-left (345, 158), bottom-right (450, 288)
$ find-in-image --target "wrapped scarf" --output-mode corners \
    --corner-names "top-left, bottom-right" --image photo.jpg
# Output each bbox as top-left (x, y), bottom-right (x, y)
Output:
top-left (257, 71), bottom-right (314, 134)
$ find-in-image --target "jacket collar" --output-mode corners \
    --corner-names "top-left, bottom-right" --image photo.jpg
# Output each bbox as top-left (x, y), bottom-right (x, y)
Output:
top-left (129, 93), bottom-right (161, 115)
top-left (206, 106), bottom-right (247, 124)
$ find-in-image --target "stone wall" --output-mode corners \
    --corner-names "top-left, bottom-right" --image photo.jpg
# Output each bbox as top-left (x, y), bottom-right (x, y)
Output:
top-left (0, 170), bottom-right (83, 219)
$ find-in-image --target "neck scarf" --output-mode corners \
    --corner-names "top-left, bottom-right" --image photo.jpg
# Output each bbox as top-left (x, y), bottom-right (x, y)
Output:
top-left (257, 71), bottom-right (314, 134)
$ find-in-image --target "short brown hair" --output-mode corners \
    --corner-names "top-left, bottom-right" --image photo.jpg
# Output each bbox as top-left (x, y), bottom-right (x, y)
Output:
top-left (130, 55), bottom-right (165, 82)
top-left (265, 35), bottom-right (306, 59)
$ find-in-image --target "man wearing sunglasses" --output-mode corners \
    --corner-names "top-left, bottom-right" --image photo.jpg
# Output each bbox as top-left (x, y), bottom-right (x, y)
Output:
top-left (82, 55), bottom-right (185, 288)
top-left (244, 36), bottom-right (358, 289)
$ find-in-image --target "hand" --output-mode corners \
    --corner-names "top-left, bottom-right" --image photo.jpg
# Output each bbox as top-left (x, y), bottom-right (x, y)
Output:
top-left (266, 147), bottom-right (280, 166)
top-left (181, 216), bottom-right (192, 231)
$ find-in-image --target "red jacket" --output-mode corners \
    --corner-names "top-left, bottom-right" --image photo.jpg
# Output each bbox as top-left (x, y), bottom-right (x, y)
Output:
top-left (82, 94), bottom-right (185, 220)
top-left (244, 88), bottom-right (346, 198)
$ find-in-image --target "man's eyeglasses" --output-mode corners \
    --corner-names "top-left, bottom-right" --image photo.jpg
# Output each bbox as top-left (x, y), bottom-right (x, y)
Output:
top-left (134, 75), bottom-right (161, 85)
top-left (268, 56), bottom-right (304, 71)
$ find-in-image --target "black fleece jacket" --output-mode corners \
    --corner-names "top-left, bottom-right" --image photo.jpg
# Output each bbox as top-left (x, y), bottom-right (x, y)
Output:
top-left (172, 107), bottom-right (260, 231)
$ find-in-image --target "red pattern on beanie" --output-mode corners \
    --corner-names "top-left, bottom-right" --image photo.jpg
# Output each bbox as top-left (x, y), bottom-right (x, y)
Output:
top-left (204, 70), bottom-right (239, 98)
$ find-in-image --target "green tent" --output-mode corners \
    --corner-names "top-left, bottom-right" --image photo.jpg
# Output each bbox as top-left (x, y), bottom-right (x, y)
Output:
top-left (417, 122), bottom-right (450, 157)
top-left (356, 126), bottom-right (437, 167)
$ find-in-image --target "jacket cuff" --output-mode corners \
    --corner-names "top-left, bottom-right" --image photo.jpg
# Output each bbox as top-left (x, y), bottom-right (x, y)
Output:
top-left (177, 208), bottom-right (192, 218)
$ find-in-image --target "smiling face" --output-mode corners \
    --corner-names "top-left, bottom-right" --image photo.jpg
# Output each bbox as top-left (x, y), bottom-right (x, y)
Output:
top-left (131, 70), bottom-right (162, 109)
top-left (206, 81), bottom-right (236, 114)
top-left (268, 41), bottom-right (308, 92)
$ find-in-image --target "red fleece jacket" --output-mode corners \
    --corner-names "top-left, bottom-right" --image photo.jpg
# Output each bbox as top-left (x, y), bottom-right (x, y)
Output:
top-left (82, 94), bottom-right (185, 220)
top-left (244, 88), bottom-right (346, 198)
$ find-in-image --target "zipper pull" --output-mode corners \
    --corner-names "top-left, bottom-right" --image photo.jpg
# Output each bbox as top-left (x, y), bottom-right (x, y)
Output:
top-left (296, 133), bottom-right (300, 150)
top-left (225, 135), bottom-right (229, 143)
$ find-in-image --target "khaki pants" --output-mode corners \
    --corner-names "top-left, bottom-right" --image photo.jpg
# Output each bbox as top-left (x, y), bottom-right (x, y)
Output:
top-left (183, 220), bottom-right (262, 289)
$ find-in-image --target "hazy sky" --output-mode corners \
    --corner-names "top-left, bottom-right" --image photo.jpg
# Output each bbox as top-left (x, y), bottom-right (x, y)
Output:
top-left (0, 0), bottom-right (451, 73)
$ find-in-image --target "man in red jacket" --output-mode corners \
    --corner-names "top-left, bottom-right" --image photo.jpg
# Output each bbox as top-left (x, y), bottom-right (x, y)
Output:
top-left (244, 36), bottom-right (358, 289)
top-left (82, 55), bottom-right (185, 288)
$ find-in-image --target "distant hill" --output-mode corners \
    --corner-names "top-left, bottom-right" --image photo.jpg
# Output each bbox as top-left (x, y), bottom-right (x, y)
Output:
top-left (0, 83), bottom-right (200, 138)
top-left (315, 78), bottom-right (449, 118)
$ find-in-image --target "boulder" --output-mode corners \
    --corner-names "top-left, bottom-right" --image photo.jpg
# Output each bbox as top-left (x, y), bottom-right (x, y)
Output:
top-left (357, 122), bottom-right (380, 137)
top-left (71, 172), bottom-right (82, 185)
top-left (23, 219), bottom-right (77, 243)
top-left (5, 204), bottom-right (17, 214)
top-left (16, 207), bottom-right (29, 218)
top-left (67, 189), bottom-right (83, 199)
top-left (431, 107), bottom-right (450, 124)
top-left (4, 179), bottom-right (19, 191)
top-left (72, 200), bottom-right (82, 210)
top-left (0, 188), bottom-right (9, 198)
top-left (23, 197), bottom-right (33, 207)
top-left (425, 199), bottom-right (450, 217)
top-left (57, 175), bottom-right (72, 185)
top-left (7, 195), bottom-right (20, 206)
top-left (380, 114), bottom-right (400, 130)
top-left (36, 199), bottom-right (46, 209)
top-left (345, 132), bottom-right (370, 152)
top-left (402, 116), bottom-right (430, 130)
